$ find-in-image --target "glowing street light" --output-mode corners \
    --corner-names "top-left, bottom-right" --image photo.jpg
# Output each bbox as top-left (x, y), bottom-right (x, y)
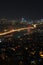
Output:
top-left (39, 51), bottom-right (43, 58)
top-left (33, 24), bottom-right (37, 28)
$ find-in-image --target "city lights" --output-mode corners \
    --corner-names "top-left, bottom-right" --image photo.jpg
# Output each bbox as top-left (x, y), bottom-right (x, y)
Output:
top-left (0, 0), bottom-right (43, 65)
top-left (0, 18), bottom-right (43, 65)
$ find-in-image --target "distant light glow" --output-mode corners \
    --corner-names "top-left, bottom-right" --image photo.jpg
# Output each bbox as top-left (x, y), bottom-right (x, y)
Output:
top-left (0, 39), bottom-right (2, 43)
top-left (39, 51), bottom-right (43, 58)
top-left (33, 24), bottom-right (37, 28)
top-left (30, 60), bottom-right (36, 64)
top-left (4, 29), bottom-right (7, 32)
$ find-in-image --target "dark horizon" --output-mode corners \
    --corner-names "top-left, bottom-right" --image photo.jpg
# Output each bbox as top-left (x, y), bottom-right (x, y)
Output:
top-left (0, 1), bottom-right (43, 20)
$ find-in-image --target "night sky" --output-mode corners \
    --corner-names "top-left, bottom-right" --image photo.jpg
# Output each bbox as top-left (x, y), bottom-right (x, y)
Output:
top-left (0, 0), bottom-right (43, 19)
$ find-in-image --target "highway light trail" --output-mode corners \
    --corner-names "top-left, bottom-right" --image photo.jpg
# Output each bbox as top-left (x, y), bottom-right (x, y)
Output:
top-left (0, 27), bottom-right (34, 36)
top-left (0, 28), bottom-right (28, 36)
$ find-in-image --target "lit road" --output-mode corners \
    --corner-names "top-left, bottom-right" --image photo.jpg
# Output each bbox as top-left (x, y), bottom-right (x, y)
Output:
top-left (0, 27), bottom-right (34, 36)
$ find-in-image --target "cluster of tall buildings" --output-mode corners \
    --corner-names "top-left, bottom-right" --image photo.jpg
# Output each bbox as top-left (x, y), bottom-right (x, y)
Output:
top-left (0, 18), bottom-right (43, 25)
